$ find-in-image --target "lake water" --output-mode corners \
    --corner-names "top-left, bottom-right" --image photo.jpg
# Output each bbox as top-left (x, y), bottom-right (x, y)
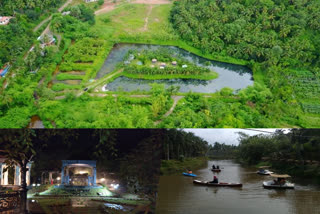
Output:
top-left (96, 44), bottom-right (253, 93)
top-left (156, 160), bottom-right (320, 214)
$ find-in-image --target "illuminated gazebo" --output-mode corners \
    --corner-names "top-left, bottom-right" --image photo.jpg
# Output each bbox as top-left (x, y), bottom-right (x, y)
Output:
top-left (0, 156), bottom-right (32, 187)
top-left (60, 160), bottom-right (97, 186)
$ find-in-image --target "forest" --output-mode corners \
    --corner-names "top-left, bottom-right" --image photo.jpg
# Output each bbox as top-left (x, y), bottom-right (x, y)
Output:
top-left (171, 0), bottom-right (320, 123)
top-left (0, 0), bottom-right (65, 67)
top-left (237, 129), bottom-right (320, 181)
top-left (237, 129), bottom-right (320, 164)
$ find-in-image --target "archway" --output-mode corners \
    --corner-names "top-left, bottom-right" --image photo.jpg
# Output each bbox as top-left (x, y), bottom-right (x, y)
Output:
top-left (60, 160), bottom-right (97, 186)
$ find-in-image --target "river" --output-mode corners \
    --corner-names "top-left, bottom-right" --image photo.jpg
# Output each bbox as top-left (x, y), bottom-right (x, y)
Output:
top-left (97, 44), bottom-right (253, 93)
top-left (156, 160), bottom-right (320, 214)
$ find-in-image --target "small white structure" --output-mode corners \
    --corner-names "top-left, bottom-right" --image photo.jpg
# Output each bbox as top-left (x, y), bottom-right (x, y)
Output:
top-left (172, 61), bottom-right (177, 66)
top-left (182, 64), bottom-right (188, 68)
top-left (38, 34), bottom-right (56, 49)
top-left (62, 11), bottom-right (71, 16)
top-left (152, 59), bottom-right (157, 63)
top-left (0, 16), bottom-right (12, 25)
top-left (160, 62), bottom-right (166, 67)
top-left (84, 0), bottom-right (98, 2)
top-left (0, 156), bottom-right (32, 186)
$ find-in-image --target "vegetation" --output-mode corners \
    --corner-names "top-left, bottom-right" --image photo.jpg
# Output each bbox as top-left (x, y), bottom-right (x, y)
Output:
top-left (170, 0), bottom-right (320, 127)
top-left (161, 129), bottom-right (209, 174)
top-left (237, 129), bottom-right (320, 182)
top-left (122, 49), bottom-right (217, 80)
top-left (0, 1), bottom-right (319, 128)
top-left (207, 142), bottom-right (238, 159)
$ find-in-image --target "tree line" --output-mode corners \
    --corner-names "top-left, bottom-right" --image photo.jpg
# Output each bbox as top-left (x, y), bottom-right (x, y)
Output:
top-left (237, 129), bottom-right (320, 164)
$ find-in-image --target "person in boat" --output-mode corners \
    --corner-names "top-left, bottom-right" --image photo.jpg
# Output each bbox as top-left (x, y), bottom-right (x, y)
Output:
top-left (217, 165), bottom-right (220, 169)
top-left (210, 176), bottom-right (219, 184)
top-left (279, 178), bottom-right (286, 186)
top-left (187, 169), bottom-right (192, 174)
top-left (212, 164), bottom-right (216, 169)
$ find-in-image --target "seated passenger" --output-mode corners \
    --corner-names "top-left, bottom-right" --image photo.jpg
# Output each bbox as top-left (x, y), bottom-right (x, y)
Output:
top-left (212, 165), bottom-right (216, 169)
top-left (210, 176), bottom-right (219, 184)
top-left (217, 165), bottom-right (220, 169)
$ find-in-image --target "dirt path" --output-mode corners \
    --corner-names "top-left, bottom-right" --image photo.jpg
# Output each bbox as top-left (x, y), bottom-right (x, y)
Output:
top-left (154, 95), bottom-right (183, 125)
top-left (95, 1), bottom-right (117, 15)
top-left (142, 5), bottom-right (153, 31)
top-left (133, 0), bottom-right (171, 4)
top-left (33, 0), bottom-right (73, 32)
top-left (54, 69), bottom-right (123, 99)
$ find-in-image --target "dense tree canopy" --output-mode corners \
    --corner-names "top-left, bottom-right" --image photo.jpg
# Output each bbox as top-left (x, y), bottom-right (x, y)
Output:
top-left (237, 129), bottom-right (320, 164)
top-left (163, 129), bottom-right (209, 160)
top-left (171, 0), bottom-right (320, 69)
top-left (0, 0), bottom-right (64, 17)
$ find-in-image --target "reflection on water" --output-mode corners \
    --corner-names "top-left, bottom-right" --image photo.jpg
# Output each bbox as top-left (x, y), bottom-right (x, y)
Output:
top-left (96, 44), bottom-right (253, 93)
top-left (156, 160), bottom-right (320, 214)
top-left (26, 198), bottom-right (135, 213)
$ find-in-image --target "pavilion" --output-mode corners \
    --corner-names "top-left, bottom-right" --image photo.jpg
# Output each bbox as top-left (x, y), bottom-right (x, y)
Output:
top-left (60, 160), bottom-right (97, 187)
top-left (0, 156), bottom-right (32, 187)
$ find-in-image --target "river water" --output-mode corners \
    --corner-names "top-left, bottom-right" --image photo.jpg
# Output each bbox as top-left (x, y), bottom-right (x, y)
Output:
top-left (156, 160), bottom-right (320, 214)
top-left (96, 44), bottom-right (253, 93)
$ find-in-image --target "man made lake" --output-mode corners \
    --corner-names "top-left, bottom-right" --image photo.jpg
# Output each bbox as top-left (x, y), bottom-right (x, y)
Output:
top-left (96, 44), bottom-right (254, 93)
top-left (156, 160), bottom-right (320, 214)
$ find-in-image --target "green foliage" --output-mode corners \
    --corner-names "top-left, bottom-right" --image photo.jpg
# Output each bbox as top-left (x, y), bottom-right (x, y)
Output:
top-left (98, 0), bottom-right (105, 6)
top-left (161, 157), bottom-right (207, 175)
top-left (237, 129), bottom-right (320, 164)
top-left (171, 0), bottom-right (320, 66)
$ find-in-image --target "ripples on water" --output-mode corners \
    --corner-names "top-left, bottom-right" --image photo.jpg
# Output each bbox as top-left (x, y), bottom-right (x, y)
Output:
top-left (156, 160), bottom-right (320, 214)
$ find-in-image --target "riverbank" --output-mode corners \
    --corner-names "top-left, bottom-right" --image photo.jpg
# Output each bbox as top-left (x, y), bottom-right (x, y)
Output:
top-left (255, 161), bottom-right (320, 184)
top-left (160, 157), bottom-right (208, 175)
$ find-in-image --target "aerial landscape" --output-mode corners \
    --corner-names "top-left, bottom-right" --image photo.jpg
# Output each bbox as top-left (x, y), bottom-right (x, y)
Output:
top-left (0, 0), bottom-right (320, 128)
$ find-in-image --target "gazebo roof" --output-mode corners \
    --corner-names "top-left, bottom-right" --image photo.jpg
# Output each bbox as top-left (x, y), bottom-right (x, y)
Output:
top-left (270, 174), bottom-right (291, 178)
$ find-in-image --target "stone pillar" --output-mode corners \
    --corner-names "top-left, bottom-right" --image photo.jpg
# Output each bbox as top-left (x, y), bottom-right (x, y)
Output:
top-left (15, 166), bottom-right (20, 185)
top-left (49, 172), bottom-right (53, 184)
top-left (61, 165), bottom-right (65, 185)
top-left (25, 163), bottom-right (32, 186)
top-left (65, 166), bottom-right (69, 185)
top-left (93, 167), bottom-right (97, 186)
top-left (0, 164), bottom-right (2, 185)
top-left (3, 164), bottom-right (8, 185)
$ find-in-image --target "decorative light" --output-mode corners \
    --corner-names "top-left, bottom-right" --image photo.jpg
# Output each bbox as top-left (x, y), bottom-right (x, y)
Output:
top-left (56, 177), bottom-right (61, 181)
top-left (100, 178), bottom-right (105, 181)
top-left (32, 184), bottom-right (36, 186)
top-left (37, 184), bottom-right (40, 186)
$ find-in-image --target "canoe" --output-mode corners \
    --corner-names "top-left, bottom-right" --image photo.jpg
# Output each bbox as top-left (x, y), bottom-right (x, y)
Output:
top-left (183, 172), bottom-right (197, 177)
top-left (211, 169), bottom-right (221, 172)
top-left (263, 181), bottom-right (294, 189)
top-left (193, 180), bottom-right (242, 187)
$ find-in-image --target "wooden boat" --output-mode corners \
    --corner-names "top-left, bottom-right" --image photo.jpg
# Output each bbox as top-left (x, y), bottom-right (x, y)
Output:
top-left (257, 166), bottom-right (274, 175)
top-left (262, 174), bottom-right (294, 189)
top-left (211, 169), bottom-right (221, 172)
top-left (193, 180), bottom-right (242, 187)
top-left (182, 172), bottom-right (197, 177)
